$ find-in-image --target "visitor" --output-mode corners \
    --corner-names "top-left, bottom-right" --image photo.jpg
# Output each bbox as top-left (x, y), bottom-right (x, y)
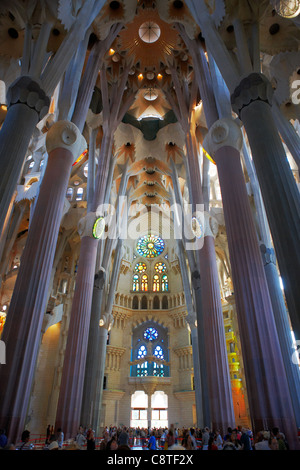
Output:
top-left (215, 429), bottom-right (223, 450)
top-left (208, 436), bottom-right (218, 451)
top-left (272, 427), bottom-right (288, 450)
top-left (118, 426), bottom-right (129, 446)
top-left (189, 428), bottom-right (197, 450)
top-left (254, 431), bottom-right (271, 450)
top-left (148, 431), bottom-right (157, 450)
top-left (201, 427), bottom-right (210, 450)
top-left (269, 437), bottom-right (279, 450)
top-left (15, 430), bottom-right (34, 450)
top-left (56, 427), bottom-right (64, 449)
top-left (86, 428), bottom-right (96, 451)
top-left (240, 427), bottom-right (252, 450)
top-left (48, 440), bottom-right (59, 450)
top-left (0, 429), bottom-right (7, 449)
top-left (166, 428), bottom-right (175, 449)
top-left (75, 425), bottom-right (86, 449)
top-left (106, 435), bottom-right (118, 450)
top-left (99, 431), bottom-right (110, 450)
top-left (223, 427), bottom-right (232, 441)
top-left (45, 424), bottom-right (51, 445)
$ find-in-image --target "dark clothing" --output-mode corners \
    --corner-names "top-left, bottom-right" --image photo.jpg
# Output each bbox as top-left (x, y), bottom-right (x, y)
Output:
top-left (240, 432), bottom-right (251, 450)
top-left (87, 439), bottom-right (96, 451)
top-left (118, 431), bottom-right (129, 446)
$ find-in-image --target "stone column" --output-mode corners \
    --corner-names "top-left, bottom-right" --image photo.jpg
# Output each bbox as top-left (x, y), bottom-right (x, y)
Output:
top-left (191, 269), bottom-right (211, 429)
top-left (0, 120), bottom-right (85, 443)
top-left (242, 139), bottom-right (300, 427)
top-left (186, 130), bottom-right (235, 435)
top-left (196, 227), bottom-right (235, 436)
top-left (272, 102), bottom-right (300, 169)
top-left (261, 245), bottom-right (300, 427)
top-left (80, 269), bottom-right (106, 430)
top-left (231, 73), bottom-right (300, 342)
top-left (0, 76), bottom-right (50, 235)
top-left (176, 237), bottom-right (203, 428)
top-left (54, 219), bottom-right (101, 439)
top-left (206, 117), bottom-right (299, 448)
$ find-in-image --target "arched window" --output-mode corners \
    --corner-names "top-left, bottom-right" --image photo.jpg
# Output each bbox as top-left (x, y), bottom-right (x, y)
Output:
top-left (162, 275), bottom-right (168, 292)
top-left (76, 187), bottom-right (83, 201)
top-left (153, 363), bottom-right (164, 377)
top-left (66, 187), bottom-right (73, 201)
top-left (162, 296), bottom-right (168, 309)
top-left (133, 274), bottom-right (139, 292)
top-left (132, 296), bottom-right (139, 309)
top-left (154, 345), bottom-right (164, 360)
top-left (141, 274), bottom-right (148, 292)
top-left (141, 296), bottom-right (147, 309)
top-left (153, 296), bottom-right (159, 309)
top-left (137, 362), bottom-right (148, 377)
top-left (137, 345), bottom-right (147, 359)
top-left (153, 274), bottom-right (160, 292)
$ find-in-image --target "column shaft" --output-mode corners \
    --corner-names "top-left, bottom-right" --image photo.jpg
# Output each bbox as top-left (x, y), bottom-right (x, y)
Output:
top-left (214, 144), bottom-right (299, 448)
top-left (55, 235), bottom-right (98, 438)
top-left (232, 78), bottom-right (300, 341)
top-left (0, 147), bottom-right (74, 442)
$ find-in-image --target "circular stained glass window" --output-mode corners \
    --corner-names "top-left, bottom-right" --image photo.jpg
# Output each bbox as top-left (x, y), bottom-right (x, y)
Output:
top-left (154, 262), bottom-right (167, 273)
top-left (135, 262), bottom-right (147, 273)
top-left (137, 235), bottom-right (165, 258)
top-left (144, 327), bottom-right (158, 341)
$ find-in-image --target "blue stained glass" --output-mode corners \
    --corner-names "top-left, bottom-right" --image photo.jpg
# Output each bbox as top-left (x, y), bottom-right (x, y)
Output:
top-left (144, 327), bottom-right (158, 341)
top-left (154, 345), bottom-right (164, 359)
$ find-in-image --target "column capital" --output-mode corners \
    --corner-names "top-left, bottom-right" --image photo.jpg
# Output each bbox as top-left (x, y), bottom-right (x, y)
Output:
top-left (186, 311), bottom-right (197, 330)
top-left (7, 76), bottom-right (50, 120)
top-left (204, 117), bottom-right (243, 158)
top-left (260, 244), bottom-right (277, 266)
top-left (77, 212), bottom-right (106, 239)
top-left (99, 312), bottom-right (114, 330)
top-left (231, 73), bottom-right (274, 117)
top-left (46, 120), bottom-right (86, 161)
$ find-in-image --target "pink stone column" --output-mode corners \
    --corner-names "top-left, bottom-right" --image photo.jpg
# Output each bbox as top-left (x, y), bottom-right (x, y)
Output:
top-left (186, 130), bottom-right (235, 434)
top-left (208, 118), bottom-right (299, 449)
top-left (197, 234), bottom-right (235, 435)
top-left (54, 134), bottom-right (113, 439)
top-left (0, 120), bottom-right (86, 443)
top-left (55, 235), bottom-right (99, 438)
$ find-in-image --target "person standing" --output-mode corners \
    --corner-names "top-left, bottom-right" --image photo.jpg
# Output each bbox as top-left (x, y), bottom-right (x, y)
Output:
top-left (86, 429), bottom-right (96, 451)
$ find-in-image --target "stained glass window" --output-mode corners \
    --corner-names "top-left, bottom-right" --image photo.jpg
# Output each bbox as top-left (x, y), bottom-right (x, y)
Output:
top-left (137, 345), bottom-right (147, 359)
top-left (136, 235), bottom-right (165, 258)
top-left (141, 274), bottom-right (148, 292)
top-left (135, 262), bottom-right (147, 274)
top-left (137, 362), bottom-right (148, 377)
top-left (144, 327), bottom-right (158, 341)
top-left (153, 363), bottom-right (164, 377)
top-left (133, 274), bottom-right (139, 292)
top-left (153, 274), bottom-right (160, 292)
top-left (154, 262), bottom-right (167, 273)
top-left (162, 275), bottom-right (168, 292)
top-left (154, 345), bottom-right (164, 360)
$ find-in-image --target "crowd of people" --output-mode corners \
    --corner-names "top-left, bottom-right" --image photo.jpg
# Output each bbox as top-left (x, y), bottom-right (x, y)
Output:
top-left (0, 423), bottom-right (293, 451)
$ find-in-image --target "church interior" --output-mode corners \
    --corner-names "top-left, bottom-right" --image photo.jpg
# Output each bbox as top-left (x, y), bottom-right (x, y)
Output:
top-left (0, 0), bottom-right (299, 450)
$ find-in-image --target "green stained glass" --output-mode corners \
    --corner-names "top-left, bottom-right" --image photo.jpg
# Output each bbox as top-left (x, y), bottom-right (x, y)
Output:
top-left (137, 235), bottom-right (165, 258)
